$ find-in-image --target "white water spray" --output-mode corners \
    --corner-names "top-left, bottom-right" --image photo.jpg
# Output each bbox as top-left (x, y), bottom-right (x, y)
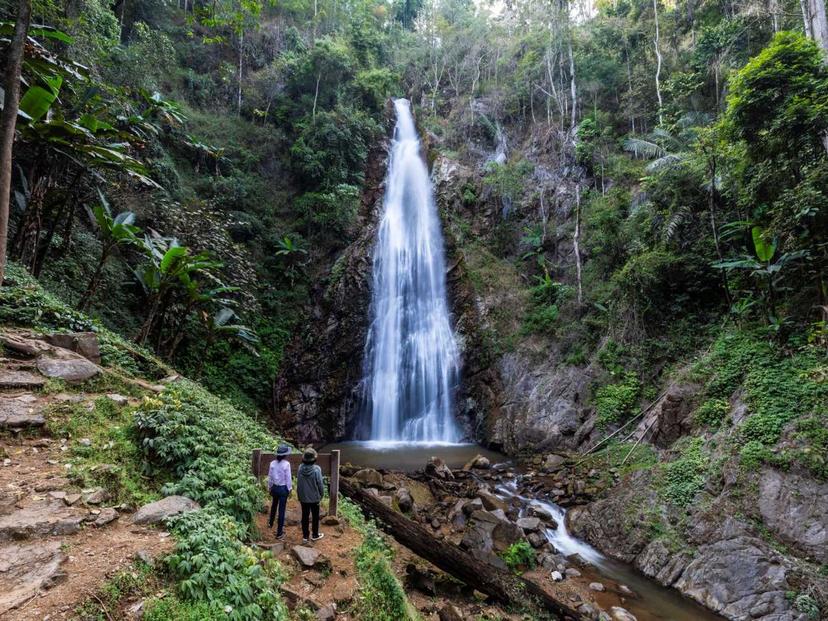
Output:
top-left (360, 99), bottom-right (461, 443)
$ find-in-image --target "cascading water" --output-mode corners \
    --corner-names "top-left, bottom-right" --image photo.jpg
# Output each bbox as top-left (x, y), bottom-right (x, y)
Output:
top-left (360, 98), bottom-right (461, 444)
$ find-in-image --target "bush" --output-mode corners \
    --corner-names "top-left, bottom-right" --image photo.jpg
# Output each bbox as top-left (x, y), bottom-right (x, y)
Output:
top-left (694, 398), bottom-right (730, 428)
top-left (500, 540), bottom-right (536, 574)
top-left (165, 509), bottom-right (288, 620)
top-left (661, 437), bottom-right (708, 507)
top-left (594, 373), bottom-right (641, 426)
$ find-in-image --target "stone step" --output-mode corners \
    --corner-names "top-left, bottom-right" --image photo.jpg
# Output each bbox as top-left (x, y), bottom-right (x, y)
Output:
top-left (0, 500), bottom-right (86, 542)
top-left (0, 369), bottom-right (46, 391)
top-left (0, 540), bottom-right (66, 615)
top-left (0, 394), bottom-right (46, 430)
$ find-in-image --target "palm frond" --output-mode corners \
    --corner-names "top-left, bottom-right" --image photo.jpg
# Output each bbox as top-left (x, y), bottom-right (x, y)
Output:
top-left (623, 137), bottom-right (664, 159)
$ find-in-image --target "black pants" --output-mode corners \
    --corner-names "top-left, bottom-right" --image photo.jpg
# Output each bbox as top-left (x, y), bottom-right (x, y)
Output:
top-left (300, 501), bottom-right (320, 539)
top-left (269, 485), bottom-right (289, 535)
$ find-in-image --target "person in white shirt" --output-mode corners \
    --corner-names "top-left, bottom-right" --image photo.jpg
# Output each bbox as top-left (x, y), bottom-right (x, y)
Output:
top-left (267, 444), bottom-right (292, 539)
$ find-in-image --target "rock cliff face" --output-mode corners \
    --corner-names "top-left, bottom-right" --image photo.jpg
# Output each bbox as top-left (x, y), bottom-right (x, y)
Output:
top-left (273, 131), bottom-right (390, 444)
top-left (567, 462), bottom-right (822, 621)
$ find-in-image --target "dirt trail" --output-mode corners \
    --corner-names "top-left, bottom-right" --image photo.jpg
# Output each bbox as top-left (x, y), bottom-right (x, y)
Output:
top-left (0, 333), bottom-right (173, 620)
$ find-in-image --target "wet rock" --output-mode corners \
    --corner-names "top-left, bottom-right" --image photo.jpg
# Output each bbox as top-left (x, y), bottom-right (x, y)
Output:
top-left (132, 496), bottom-right (200, 525)
top-left (758, 467), bottom-right (828, 562)
top-left (353, 468), bottom-right (383, 488)
top-left (395, 487), bottom-right (414, 512)
top-left (425, 457), bottom-right (454, 479)
top-left (610, 607), bottom-right (637, 621)
top-left (527, 532), bottom-right (547, 548)
top-left (589, 582), bottom-right (605, 592)
top-left (463, 454), bottom-right (491, 470)
top-left (476, 488), bottom-right (507, 512)
top-left (517, 516), bottom-right (542, 533)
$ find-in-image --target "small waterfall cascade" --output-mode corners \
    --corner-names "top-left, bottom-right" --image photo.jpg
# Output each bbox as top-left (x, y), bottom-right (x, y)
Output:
top-left (360, 98), bottom-right (461, 444)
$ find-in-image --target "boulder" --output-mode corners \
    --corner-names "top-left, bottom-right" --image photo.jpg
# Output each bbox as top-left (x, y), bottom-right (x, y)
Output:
top-left (517, 517), bottom-right (542, 533)
top-left (463, 454), bottom-right (491, 470)
top-left (448, 499), bottom-right (467, 531)
top-left (0, 500), bottom-right (85, 539)
top-left (543, 454), bottom-right (567, 471)
top-left (527, 532), bottom-right (547, 548)
top-left (551, 570), bottom-right (564, 582)
top-left (353, 468), bottom-right (383, 488)
top-left (46, 332), bottom-right (101, 364)
top-left (132, 496), bottom-right (200, 525)
top-left (395, 487), bottom-right (414, 512)
top-left (293, 545), bottom-right (323, 568)
top-left (93, 507), bottom-right (119, 527)
top-left (425, 457), bottom-right (454, 479)
top-left (81, 487), bottom-right (107, 505)
top-left (0, 370), bottom-right (45, 390)
top-left (438, 603), bottom-right (464, 621)
top-left (476, 488), bottom-right (507, 512)
top-left (36, 349), bottom-right (100, 383)
top-left (462, 497), bottom-right (483, 516)
top-left (316, 604), bottom-right (336, 621)
top-left (565, 567), bottom-right (582, 578)
top-left (610, 607), bottom-right (637, 621)
top-left (589, 582), bottom-right (606, 592)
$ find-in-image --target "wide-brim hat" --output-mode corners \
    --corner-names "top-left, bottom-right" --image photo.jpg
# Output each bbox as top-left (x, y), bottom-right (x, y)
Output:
top-left (302, 447), bottom-right (317, 463)
top-left (276, 444), bottom-right (291, 456)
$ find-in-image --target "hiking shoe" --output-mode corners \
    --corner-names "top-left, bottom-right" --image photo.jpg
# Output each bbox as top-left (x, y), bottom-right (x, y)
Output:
top-left (276, 532), bottom-right (286, 540)
top-left (302, 538), bottom-right (309, 544)
top-left (311, 533), bottom-right (324, 542)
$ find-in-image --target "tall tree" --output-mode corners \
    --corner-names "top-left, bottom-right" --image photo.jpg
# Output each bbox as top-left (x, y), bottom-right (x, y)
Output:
top-left (0, 0), bottom-right (32, 286)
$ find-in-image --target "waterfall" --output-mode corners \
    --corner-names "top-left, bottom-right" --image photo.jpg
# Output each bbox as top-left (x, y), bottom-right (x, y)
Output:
top-left (360, 99), bottom-right (461, 444)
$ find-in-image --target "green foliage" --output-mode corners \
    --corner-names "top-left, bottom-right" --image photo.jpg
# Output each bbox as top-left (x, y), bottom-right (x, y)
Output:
top-left (340, 499), bottom-right (419, 621)
top-left (166, 509), bottom-right (288, 620)
top-left (594, 372), bottom-right (641, 426)
top-left (143, 597), bottom-right (226, 621)
top-left (135, 380), bottom-right (284, 525)
top-left (49, 397), bottom-right (160, 506)
top-left (660, 438), bottom-right (709, 507)
top-left (791, 593), bottom-right (821, 620)
top-left (696, 330), bottom-right (827, 477)
top-left (500, 540), bottom-right (536, 574)
top-left (693, 398), bottom-right (730, 428)
top-left (482, 159), bottom-right (533, 206)
top-left (74, 559), bottom-right (158, 620)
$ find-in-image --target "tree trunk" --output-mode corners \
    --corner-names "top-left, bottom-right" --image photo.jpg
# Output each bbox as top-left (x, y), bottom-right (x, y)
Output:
top-left (0, 0), bottom-right (32, 286)
top-left (237, 29), bottom-right (244, 117)
top-left (653, 0), bottom-right (664, 126)
top-left (802, 0), bottom-right (828, 51)
top-left (573, 185), bottom-right (583, 306)
top-left (77, 244), bottom-right (113, 311)
top-left (339, 478), bottom-right (582, 620)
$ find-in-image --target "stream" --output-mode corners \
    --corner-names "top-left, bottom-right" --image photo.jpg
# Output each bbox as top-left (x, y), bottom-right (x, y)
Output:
top-left (324, 441), bottom-right (725, 621)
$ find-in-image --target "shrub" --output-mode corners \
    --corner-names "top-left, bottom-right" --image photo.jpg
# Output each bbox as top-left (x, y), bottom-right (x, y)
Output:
top-left (500, 541), bottom-right (536, 574)
top-left (595, 373), bottom-right (641, 426)
top-left (661, 438), bottom-right (708, 507)
top-left (522, 304), bottom-right (559, 335)
top-left (694, 398), bottom-right (730, 428)
top-left (165, 509), bottom-right (288, 620)
top-left (135, 380), bottom-right (284, 526)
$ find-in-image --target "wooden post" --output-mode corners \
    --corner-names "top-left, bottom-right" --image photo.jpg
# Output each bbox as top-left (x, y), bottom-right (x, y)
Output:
top-left (329, 449), bottom-right (340, 517)
top-left (251, 448), bottom-right (261, 478)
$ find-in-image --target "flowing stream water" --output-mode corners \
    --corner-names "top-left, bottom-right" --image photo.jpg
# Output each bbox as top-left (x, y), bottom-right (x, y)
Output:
top-left (360, 98), bottom-right (461, 443)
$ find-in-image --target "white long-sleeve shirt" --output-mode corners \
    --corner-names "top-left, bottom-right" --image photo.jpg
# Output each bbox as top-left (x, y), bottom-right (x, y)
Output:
top-left (267, 459), bottom-right (292, 490)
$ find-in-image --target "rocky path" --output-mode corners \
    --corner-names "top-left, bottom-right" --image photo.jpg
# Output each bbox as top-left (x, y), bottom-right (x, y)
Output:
top-left (0, 331), bottom-right (173, 620)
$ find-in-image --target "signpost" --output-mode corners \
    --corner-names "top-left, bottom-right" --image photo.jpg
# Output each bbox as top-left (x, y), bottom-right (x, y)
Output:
top-left (251, 448), bottom-right (341, 517)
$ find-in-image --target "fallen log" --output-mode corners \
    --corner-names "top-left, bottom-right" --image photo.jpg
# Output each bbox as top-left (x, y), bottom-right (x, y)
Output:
top-left (339, 478), bottom-right (582, 620)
